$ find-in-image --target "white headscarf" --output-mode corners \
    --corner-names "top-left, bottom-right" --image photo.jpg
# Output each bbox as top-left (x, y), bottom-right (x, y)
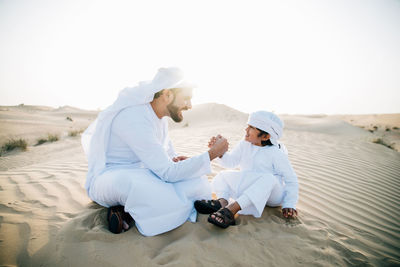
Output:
top-left (82, 67), bottom-right (189, 191)
top-left (247, 111), bottom-right (284, 146)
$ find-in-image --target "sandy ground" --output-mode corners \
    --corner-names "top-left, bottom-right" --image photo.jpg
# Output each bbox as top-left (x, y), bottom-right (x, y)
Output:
top-left (0, 104), bottom-right (399, 266)
top-left (334, 114), bottom-right (400, 152)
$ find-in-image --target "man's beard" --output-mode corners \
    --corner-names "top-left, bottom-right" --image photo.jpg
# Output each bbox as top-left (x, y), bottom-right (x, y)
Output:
top-left (167, 102), bottom-right (183, 122)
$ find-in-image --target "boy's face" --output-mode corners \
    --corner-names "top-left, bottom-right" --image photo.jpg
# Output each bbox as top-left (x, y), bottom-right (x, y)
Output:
top-left (245, 125), bottom-right (270, 146)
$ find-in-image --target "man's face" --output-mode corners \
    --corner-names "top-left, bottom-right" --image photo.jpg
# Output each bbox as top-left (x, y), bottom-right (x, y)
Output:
top-left (167, 88), bottom-right (193, 122)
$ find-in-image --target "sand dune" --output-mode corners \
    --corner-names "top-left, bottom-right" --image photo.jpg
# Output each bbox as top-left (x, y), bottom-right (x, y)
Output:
top-left (0, 105), bottom-right (97, 146)
top-left (0, 104), bottom-right (399, 266)
top-left (336, 114), bottom-right (400, 152)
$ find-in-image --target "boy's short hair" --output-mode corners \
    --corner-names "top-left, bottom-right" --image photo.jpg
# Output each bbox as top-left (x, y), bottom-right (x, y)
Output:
top-left (256, 128), bottom-right (273, 147)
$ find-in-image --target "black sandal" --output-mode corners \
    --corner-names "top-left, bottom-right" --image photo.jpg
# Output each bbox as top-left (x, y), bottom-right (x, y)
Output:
top-left (107, 206), bottom-right (133, 234)
top-left (207, 208), bottom-right (236, 229)
top-left (194, 199), bottom-right (222, 214)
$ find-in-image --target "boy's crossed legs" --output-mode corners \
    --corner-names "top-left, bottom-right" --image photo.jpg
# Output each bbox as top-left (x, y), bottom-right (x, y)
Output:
top-left (195, 171), bottom-right (285, 228)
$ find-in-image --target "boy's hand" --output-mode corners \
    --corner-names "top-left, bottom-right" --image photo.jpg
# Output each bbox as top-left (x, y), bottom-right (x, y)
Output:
top-left (172, 156), bottom-right (189, 162)
top-left (208, 137), bottom-right (216, 148)
top-left (208, 136), bottom-right (228, 160)
top-left (208, 135), bottom-right (222, 148)
top-left (282, 208), bottom-right (298, 219)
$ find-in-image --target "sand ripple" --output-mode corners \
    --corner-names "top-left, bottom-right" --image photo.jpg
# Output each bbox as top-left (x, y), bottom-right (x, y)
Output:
top-left (0, 116), bottom-right (399, 266)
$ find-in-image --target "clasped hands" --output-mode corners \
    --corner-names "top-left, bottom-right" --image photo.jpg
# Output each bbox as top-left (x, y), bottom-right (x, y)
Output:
top-left (173, 134), bottom-right (228, 162)
top-left (208, 134), bottom-right (229, 160)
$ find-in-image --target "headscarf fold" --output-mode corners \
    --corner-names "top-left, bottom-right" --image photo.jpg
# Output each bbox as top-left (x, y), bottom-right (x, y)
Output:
top-left (82, 67), bottom-right (189, 191)
top-left (247, 111), bottom-right (284, 146)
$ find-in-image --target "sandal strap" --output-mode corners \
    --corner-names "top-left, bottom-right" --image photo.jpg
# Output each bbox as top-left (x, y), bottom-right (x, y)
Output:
top-left (199, 199), bottom-right (220, 207)
top-left (209, 199), bottom-right (221, 207)
top-left (208, 207), bottom-right (235, 228)
top-left (194, 199), bottom-right (222, 214)
top-left (215, 208), bottom-right (234, 221)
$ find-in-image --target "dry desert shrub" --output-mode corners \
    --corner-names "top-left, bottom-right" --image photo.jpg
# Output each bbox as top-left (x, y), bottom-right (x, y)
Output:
top-left (47, 134), bottom-right (59, 142)
top-left (0, 138), bottom-right (28, 155)
top-left (35, 134), bottom-right (60, 146)
top-left (372, 138), bottom-right (393, 150)
top-left (36, 138), bottom-right (48, 145)
top-left (68, 129), bottom-right (85, 137)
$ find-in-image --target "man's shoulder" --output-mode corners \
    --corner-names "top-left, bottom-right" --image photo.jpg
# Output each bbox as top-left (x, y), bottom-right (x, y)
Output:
top-left (118, 105), bottom-right (149, 118)
top-left (113, 104), bottom-right (152, 126)
top-left (122, 104), bottom-right (148, 113)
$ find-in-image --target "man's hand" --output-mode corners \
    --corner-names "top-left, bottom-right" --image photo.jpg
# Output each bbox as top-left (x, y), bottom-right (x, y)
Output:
top-left (172, 156), bottom-right (189, 162)
top-left (282, 208), bottom-right (298, 219)
top-left (208, 136), bottom-right (228, 160)
top-left (208, 135), bottom-right (222, 148)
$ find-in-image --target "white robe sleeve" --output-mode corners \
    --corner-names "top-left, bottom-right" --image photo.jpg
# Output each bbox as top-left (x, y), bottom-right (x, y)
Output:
top-left (166, 139), bottom-right (177, 159)
top-left (278, 142), bottom-right (288, 155)
top-left (163, 121), bottom-right (177, 159)
top-left (273, 150), bottom-right (299, 209)
top-left (113, 110), bottom-right (211, 183)
top-left (216, 140), bottom-right (245, 168)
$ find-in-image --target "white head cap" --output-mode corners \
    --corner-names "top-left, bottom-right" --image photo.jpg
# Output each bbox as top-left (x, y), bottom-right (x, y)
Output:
top-left (120, 67), bottom-right (191, 105)
top-left (247, 111), bottom-right (284, 146)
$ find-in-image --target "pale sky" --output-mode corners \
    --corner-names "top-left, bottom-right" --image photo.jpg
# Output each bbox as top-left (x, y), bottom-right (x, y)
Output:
top-left (1, 0), bottom-right (399, 114)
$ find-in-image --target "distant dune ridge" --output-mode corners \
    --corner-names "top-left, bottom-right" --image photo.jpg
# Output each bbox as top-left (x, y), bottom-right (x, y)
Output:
top-left (0, 104), bottom-right (399, 266)
top-left (0, 105), bottom-right (97, 147)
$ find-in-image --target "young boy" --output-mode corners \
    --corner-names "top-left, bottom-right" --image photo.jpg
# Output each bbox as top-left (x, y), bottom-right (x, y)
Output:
top-left (195, 111), bottom-right (299, 228)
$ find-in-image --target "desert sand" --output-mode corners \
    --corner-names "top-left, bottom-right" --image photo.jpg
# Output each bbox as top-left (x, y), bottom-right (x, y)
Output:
top-left (0, 103), bottom-right (399, 266)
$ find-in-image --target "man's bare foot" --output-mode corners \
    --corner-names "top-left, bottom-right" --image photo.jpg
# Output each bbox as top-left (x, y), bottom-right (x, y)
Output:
top-left (218, 198), bottom-right (228, 208)
top-left (122, 220), bottom-right (130, 230)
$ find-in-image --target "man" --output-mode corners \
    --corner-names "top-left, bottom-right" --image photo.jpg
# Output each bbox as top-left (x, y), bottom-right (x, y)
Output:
top-left (82, 67), bottom-right (228, 236)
